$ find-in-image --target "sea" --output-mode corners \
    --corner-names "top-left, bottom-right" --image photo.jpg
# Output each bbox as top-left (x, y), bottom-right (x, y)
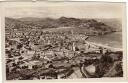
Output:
top-left (87, 32), bottom-right (122, 48)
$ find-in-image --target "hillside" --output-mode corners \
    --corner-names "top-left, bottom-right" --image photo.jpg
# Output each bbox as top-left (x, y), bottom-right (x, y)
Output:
top-left (5, 17), bottom-right (33, 30)
top-left (96, 18), bottom-right (122, 31)
top-left (5, 17), bottom-right (118, 36)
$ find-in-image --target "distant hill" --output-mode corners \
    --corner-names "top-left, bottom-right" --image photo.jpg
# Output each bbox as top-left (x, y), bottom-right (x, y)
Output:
top-left (5, 17), bottom-right (34, 30)
top-left (17, 17), bottom-right (43, 22)
top-left (5, 17), bottom-right (120, 36)
top-left (95, 18), bottom-right (122, 31)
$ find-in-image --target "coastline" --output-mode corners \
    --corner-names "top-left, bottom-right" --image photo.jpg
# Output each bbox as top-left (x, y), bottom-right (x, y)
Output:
top-left (87, 31), bottom-right (122, 49)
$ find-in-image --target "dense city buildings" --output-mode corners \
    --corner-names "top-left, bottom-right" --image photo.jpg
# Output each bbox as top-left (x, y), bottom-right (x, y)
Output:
top-left (5, 17), bottom-right (123, 80)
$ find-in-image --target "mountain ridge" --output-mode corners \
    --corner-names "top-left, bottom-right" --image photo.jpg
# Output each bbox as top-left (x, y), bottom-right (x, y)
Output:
top-left (5, 17), bottom-right (121, 36)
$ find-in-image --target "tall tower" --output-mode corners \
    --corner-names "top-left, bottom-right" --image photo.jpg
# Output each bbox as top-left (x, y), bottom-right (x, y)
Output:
top-left (72, 42), bottom-right (76, 51)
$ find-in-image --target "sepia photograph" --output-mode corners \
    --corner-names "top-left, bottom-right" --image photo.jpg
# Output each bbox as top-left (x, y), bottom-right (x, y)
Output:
top-left (1, 2), bottom-right (126, 81)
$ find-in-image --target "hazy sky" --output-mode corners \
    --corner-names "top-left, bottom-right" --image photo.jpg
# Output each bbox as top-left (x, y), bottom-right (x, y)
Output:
top-left (4, 2), bottom-right (125, 18)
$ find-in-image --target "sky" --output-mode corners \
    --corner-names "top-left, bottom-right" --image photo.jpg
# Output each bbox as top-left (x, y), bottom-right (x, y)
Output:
top-left (4, 2), bottom-right (125, 19)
